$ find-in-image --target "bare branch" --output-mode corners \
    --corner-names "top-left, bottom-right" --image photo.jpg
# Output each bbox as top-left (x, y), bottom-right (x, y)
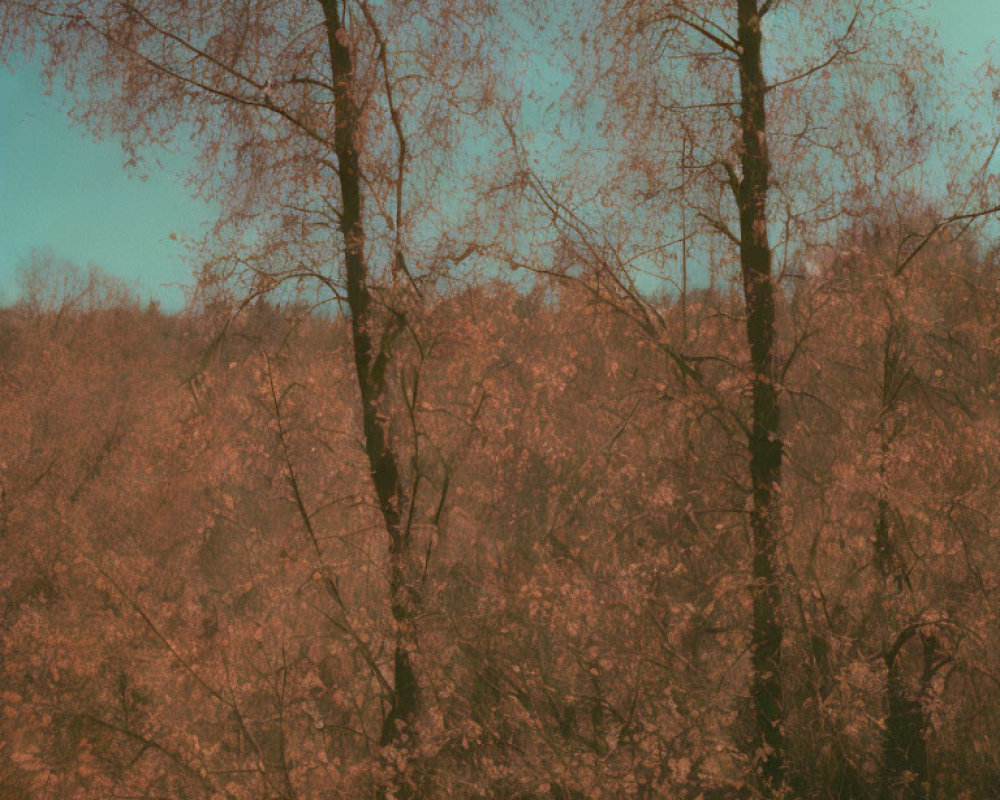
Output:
top-left (895, 202), bottom-right (1000, 276)
top-left (90, 560), bottom-right (229, 706)
top-left (79, 714), bottom-right (233, 799)
top-left (766, 4), bottom-right (861, 93)
top-left (698, 211), bottom-right (741, 245)
top-left (664, 12), bottom-right (738, 55)
top-left (355, 0), bottom-right (423, 299)
top-left (261, 352), bottom-right (394, 698)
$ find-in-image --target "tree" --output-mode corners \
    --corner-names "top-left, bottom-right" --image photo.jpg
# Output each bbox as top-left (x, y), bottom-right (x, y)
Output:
top-left (2, 2), bottom-right (500, 794)
top-left (498, 0), bottom-right (1000, 794)
top-left (16, 248), bottom-right (139, 318)
top-left (1, 0), bottom-right (499, 794)
top-left (783, 213), bottom-right (1000, 799)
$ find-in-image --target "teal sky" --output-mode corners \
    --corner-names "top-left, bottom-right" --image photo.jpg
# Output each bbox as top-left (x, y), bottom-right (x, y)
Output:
top-left (0, 68), bottom-right (215, 310)
top-left (0, 2), bottom-right (998, 312)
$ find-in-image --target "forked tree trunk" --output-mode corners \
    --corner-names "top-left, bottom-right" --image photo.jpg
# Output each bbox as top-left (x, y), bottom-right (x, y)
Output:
top-left (735, 1), bottom-right (785, 792)
top-left (317, 0), bottom-right (419, 750)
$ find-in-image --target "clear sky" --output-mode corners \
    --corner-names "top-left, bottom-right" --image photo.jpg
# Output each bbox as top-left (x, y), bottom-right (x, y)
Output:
top-left (0, 2), bottom-right (997, 312)
top-left (0, 66), bottom-right (215, 310)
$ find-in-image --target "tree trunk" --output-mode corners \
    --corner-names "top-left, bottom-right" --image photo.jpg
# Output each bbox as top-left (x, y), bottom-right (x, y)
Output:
top-left (876, 321), bottom-right (929, 800)
top-left (317, 0), bottom-right (419, 749)
top-left (880, 632), bottom-right (930, 800)
top-left (735, 1), bottom-right (785, 792)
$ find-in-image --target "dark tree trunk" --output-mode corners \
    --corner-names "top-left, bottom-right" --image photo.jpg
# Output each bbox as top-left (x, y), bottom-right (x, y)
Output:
top-left (874, 315), bottom-right (934, 800)
top-left (880, 634), bottom-right (930, 800)
top-left (317, 0), bottom-right (419, 749)
top-left (735, 1), bottom-right (785, 792)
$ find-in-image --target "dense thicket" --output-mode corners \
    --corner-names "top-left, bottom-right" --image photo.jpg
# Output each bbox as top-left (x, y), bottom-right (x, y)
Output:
top-left (6, 0), bottom-right (1000, 795)
top-left (3, 229), bottom-right (1000, 798)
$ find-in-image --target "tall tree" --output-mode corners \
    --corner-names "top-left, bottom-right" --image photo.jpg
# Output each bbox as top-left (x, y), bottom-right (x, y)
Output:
top-left (733, 3), bottom-right (783, 788)
top-left (499, 0), bottom-right (999, 794)
top-left (1, 0), bottom-right (497, 780)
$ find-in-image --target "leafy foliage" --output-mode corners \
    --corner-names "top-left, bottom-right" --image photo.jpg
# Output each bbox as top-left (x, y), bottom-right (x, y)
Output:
top-left (3, 235), bottom-right (1000, 798)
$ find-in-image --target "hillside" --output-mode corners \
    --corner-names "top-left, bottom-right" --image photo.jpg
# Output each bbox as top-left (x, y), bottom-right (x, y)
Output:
top-left (3, 239), bottom-right (1000, 798)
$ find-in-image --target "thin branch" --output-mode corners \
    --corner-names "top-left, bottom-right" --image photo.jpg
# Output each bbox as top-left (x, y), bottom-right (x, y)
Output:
top-left (655, 96), bottom-right (740, 112)
top-left (503, 118), bottom-right (685, 360)
top-left (90, 560), bottom-right (228, 705)
top-left (355, 0), bottom-right (423, 299)
top-left (262, 352), bottom-right (394, 698)
top-left (57, 6), bottom-right (338, 150)
top-left (79, 714), bottom-right (232, 799)
top-left (664, 12), bottom-right (738, 54)
top-left (121, 1), bottom-right (265, 91)
top-left (766, 4), bottom-right (860, 93)
top-left (289, 74), bottom-right (336, 94)
top-left (895, 202), bottom-right (1000, 276)
top-left (766, 49), bottom-right (844, 93)
top-left (698, 211), bottom-right (741, 245)
top-left (759, 0), bottom-right (781, 15)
